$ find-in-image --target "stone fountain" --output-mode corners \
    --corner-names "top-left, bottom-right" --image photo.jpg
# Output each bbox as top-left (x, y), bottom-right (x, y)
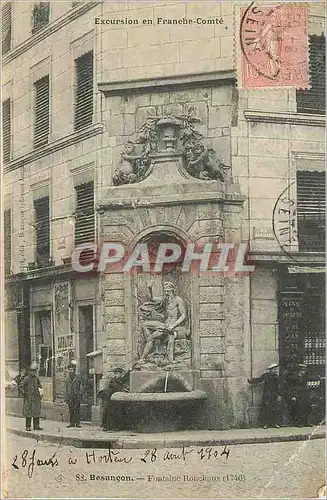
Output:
top-left (99, 108), bottom-right (246, 431)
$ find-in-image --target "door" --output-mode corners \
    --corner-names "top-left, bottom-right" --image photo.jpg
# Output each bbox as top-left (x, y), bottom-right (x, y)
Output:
top-left (78, 305), bottom-right (94, 406)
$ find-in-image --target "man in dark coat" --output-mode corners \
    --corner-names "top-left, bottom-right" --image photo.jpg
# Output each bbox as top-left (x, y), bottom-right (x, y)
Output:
top-left (65, 362), bottom-right (83, 428)
top-left (98, 367), bottom-right (128, 431)
top-left (285, 364), bottom-right (310, 427)
top-left (248, 363), bottom-right (282, 428)
top-left (20, 363), bottom-right (43, 431)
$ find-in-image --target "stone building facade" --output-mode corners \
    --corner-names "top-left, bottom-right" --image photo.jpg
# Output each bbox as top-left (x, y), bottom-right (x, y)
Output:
top-left (3, 1), bottom-right (325, 428)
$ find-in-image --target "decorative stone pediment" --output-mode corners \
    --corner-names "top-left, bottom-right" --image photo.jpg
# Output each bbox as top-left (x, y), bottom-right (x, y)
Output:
top-left (112, 109), bottom-right (231, 186)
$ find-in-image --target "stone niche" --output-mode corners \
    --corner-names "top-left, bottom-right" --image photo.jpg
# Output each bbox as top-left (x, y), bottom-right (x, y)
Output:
top-left (99, 87), bottom-right (250, 428)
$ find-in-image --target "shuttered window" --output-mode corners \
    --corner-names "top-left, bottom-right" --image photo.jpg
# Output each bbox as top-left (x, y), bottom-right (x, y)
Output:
top-left (2, 2), bottom-right (12, 54)
top-left (296, 35), bottom-right (326, 114)
top-left (32, 2), bottom-right (50, 33)
top-left (34, 196), bottom-right (50, 266)
top-left (75, 182), bottom-right (95, 245)
top-left (74, 51), bottom-right (93, 131)
top-left (2, 99), bottom-right (11, 163)
top-left (34, 75), bottom-right (50, 149)
top-left (297, 171), bottom-right (325, 252)
top-left (4, 209), bottom-right (12, 276)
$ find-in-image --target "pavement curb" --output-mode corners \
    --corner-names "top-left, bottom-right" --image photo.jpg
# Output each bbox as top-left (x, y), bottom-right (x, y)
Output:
top-left (7, 426), bottom-right (326, 449)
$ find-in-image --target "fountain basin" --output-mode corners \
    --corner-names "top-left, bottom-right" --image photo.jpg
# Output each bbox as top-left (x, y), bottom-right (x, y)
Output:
top-left (111, 390), bottom-right (206, 403)
top-left (110, 390), bottom-right (207, 433)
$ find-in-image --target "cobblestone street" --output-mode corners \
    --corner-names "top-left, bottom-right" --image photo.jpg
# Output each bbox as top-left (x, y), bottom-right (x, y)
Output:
top-left (4, 432), bottom-right (325, 499)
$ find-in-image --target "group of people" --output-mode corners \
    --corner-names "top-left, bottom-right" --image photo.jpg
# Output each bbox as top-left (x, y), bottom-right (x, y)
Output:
top-left (249, 363), bottom-right (325, 429)
top-left (8, 361), bottom-right (128, 431)
top-left (7, 360), bottom-right (325, 432)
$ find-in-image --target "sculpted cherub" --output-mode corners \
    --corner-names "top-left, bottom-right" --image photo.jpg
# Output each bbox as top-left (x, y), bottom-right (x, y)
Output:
top-left (112, 141), bottom-right (139, 186)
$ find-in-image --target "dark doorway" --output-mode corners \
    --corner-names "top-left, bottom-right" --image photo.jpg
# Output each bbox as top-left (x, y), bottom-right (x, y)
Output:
top-left (78, 305), bottom-right (94, 406)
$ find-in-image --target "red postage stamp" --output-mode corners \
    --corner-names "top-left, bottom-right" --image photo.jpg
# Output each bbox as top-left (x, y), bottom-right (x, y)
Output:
top-left (240, 3), bottom-right (309, 89)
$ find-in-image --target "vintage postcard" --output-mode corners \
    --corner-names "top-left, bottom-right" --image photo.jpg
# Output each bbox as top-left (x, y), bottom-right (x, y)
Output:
top-left (1, 1), bottom-right (326, 499)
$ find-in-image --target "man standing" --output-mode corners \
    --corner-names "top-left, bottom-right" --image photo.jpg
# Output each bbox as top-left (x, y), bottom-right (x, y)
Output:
top-left (65, 361), bottom-right (83, 428)
top-left (286, 363), bottom-right (310, 427)
top-left (98, 367), bottom-right (127, 431)
top-left (20, 362), bottom-right (43, 431)
top-left (248, 363), bottom-right (282, 429)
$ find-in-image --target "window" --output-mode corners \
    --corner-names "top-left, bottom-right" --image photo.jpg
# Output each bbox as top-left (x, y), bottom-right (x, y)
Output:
top-left (2, 2), bottom-right (12, 54)
top-left (297, 171), bottom-right (325, 252)
top-left (74, 182), bottom-right (95, 245)
top-left (296, 35), bottom-right (326, 114)
top-left (35, 311), bottom-right (52, 377)
top-left (74, 51), bottom-right (93, 130)
top-left (34, 75), bottom-right (50, 148)
top-left (2, 99), bottom-right (11, 163)
top-left (4, 209), bottom-right (11, 276)
top-left (34, 196), bottom-right (50, 266)
top-left (32, 2), bottom-right (50, 33)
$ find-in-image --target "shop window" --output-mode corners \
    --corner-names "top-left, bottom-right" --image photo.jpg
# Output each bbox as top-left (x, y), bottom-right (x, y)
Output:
top-left (2, 98), bottom-right (11, 163)
top-left (32, 2), bottom-right (50, 34)
top-left (34, 75), bottom-right (50, 148)
top-left (296, 35), bottom-right (325, 114)
top-left (74, 182), bottom-right (95, 263)
top-left (4, 209), bottom-right (11, 276)
top-left (35, 310), bottom-right (52, 377)
top-left (34, 196), bottom-right (50, 266)
top-left (74, 51), bottom-right (93, 130)
top-left (296, 171), bottom-right (325, 252)
top-left (2, 2), bottom-right (12, 54)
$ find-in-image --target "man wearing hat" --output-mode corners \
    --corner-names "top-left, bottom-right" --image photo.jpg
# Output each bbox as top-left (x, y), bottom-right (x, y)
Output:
top-left (98, 367), bottom-right (128, 431)
top-left (248, 363), bottom-right (282, 429)
top-left (285, 363), bottom-right (310, 427)
top-left (65, 361), bottom-right (83, 428)
top-left (19, 363), bottom-right (43, 431)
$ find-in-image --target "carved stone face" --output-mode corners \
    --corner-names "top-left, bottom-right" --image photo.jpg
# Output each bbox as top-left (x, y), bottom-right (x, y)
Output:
top-left (163, 283), bottom-right (176, 299)
top-left (125, 142), bottom-right (135, 154)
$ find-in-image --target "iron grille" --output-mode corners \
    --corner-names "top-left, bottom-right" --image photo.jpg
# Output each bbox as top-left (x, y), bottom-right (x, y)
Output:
top-left (296, 35), bottom-right (326, 114)
top-left (34, 196), bottom-right (50, 266)
top-left (32, 2), bottom-right (50, 33)
top-left (4, 209), bottom-right (11, 276)
top-left (75, 182), bottom-right (95, 245)
top-left (2, 99), bottom-right (11, 163)
top-left (34, 75), bottom-right (50, 149)
top-left (74, 51), bottom-right (93, 131)
top-left (2, 2), bottom-right (12, 54)
top-left (296, 171), bottom-right (325, 252)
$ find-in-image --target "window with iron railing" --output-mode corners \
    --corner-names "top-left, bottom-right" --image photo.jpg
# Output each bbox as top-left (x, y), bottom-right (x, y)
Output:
top-left (2, 98), bottom-right (11, 163)
top-left (74, 51), bottom-right (93, 131)
top-left (296, 35), bottom-right (326, 115)
top-left (296, 171), bottom-right (325, 252)
top-left (2, 2), bottom-right (12, 54)
top-left (4, 209), bottom-right (12, 276)
top-left (34, 75), bottom-right (50, 149)
top-left (32, 2), bottom-right (50, 34)
top-left (34, 196), bottom-right (50, 266)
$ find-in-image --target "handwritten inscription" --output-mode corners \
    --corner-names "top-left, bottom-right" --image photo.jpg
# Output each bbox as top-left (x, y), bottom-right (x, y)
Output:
top-left (12, 445), bottom-right (231, 479)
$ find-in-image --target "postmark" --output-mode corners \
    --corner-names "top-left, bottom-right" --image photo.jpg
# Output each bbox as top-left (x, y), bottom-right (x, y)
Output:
top-left (272, 181), bottom-right (299, 261)
top-left (240, 2), bottom-right (309, 89)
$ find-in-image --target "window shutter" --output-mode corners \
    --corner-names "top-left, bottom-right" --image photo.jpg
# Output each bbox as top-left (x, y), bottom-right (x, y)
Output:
top-left (2, 2), bottom-right (12, 54)
top-left (296, 35), bottom-right (326, 114)
top-left (4, 209), bottom-right (12, 276)
top-left (2, 99), bottom-right (11, 163)
top-left (74, 51), bottom-right (93, 131)
top-left (297, 171), bottom-right (325, 252)
top-left (34, 75), bottom-right (50, 148)
top-left (34, 196), bottom-right (50, 266)
top-left (74, 182), bottom-right (95, 245)
top-left (32, 2), bottom-right (50, 33)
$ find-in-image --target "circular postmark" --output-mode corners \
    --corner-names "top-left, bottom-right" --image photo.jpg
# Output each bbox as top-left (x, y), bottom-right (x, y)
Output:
top-left (272, 181), bottom-right (299, 262)
top-left (240, 2), bottom-right (284, 81)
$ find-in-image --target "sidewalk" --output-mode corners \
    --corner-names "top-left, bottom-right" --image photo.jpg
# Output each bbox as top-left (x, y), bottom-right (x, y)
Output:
top-left (5, 415), bottom-right (325, 449)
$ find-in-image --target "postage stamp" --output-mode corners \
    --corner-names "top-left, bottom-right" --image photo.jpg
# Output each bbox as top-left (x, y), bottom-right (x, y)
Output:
top-left (240, 2), bottom-right (309, 89)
